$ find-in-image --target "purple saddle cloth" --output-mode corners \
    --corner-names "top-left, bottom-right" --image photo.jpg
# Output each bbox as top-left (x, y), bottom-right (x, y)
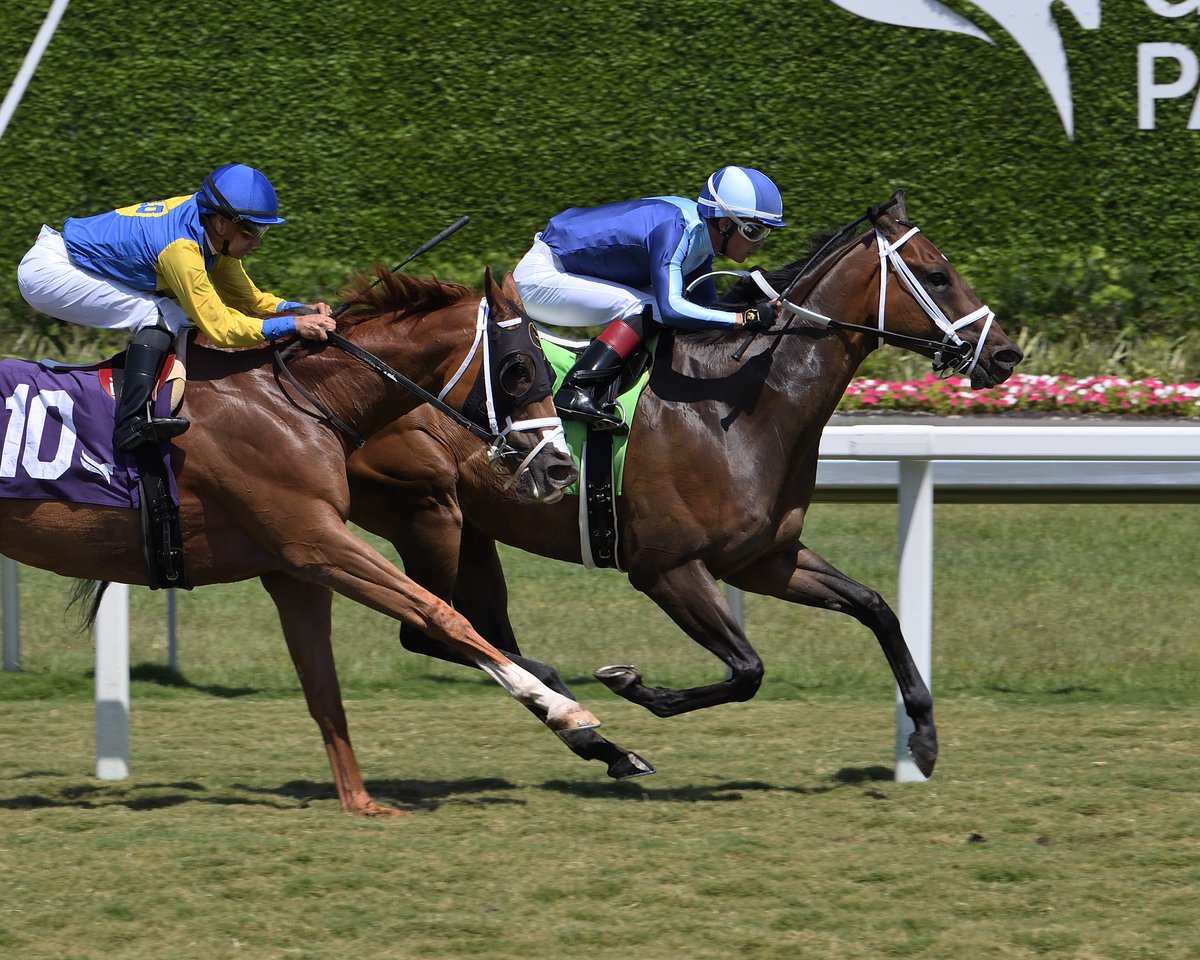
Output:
top-left (0, 357), bottom-right (176, 510)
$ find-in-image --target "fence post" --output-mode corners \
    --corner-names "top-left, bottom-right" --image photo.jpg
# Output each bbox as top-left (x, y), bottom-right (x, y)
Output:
top-left (894, 458), bottom-right (934, 782)
top-left (2, 556), bottom-right (19, 672)
top-left (94, 583), bottom-right (129, 780)
top-left (167, 588), bottom-right (178, 671)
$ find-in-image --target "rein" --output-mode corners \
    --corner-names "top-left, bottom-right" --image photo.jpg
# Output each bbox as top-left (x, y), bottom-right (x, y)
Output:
top-left (272, 318), bottom-right (525, 464)
top-left (275, 218), bottom-right (565, 484)
top-left (719, 199), bottom-right (993, 376)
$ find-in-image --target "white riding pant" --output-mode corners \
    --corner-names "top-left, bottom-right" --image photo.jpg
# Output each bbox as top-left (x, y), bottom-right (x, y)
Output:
top-left (513, 237), bottom-right (660, 329)
top-left (17, 225), bottom-right (187, 334)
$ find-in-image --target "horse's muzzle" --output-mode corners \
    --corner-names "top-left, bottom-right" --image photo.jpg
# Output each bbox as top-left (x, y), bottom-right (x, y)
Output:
top-left (971, 344), bottom-right (1024, 389)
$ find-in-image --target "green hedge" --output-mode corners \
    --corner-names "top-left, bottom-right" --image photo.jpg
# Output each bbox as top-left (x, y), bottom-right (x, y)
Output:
top-left (1, 1), bottom-right (1198, 358)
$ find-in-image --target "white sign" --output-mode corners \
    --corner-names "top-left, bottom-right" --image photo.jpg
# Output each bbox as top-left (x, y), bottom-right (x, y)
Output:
top-left (830, 1), bottom-right (1200, 139)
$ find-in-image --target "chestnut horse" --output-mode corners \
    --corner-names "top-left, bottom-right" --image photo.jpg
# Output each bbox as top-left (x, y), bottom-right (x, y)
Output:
top-left (346, 192), bottom-right (1024, 780)
top-left (0, 267), bottom-right (592, 816)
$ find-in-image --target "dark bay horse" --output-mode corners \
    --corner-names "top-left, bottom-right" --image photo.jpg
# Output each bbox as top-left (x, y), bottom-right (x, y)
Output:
top-left (345, 192), bottom-right (1023, 780)
top-left (0, 267), bottom-right (593, 816)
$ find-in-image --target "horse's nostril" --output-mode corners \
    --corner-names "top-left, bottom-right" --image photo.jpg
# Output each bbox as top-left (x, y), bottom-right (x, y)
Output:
top-left (549, 464), bottom-right (577, 486)
top-left (997, 348), bottom-right (1023, 368)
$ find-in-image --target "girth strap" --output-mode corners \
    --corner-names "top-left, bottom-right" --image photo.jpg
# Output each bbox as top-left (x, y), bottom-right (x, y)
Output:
top-left (579, 432), bottom-right (620, 570)
top-left (133, 446), bottom-right (189, 590)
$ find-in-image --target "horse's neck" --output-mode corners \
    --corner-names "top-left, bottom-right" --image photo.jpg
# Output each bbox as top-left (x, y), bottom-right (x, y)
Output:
top-left (645, 310), bottom-right (873, 506)
top-left (663, 320), bottom-right (869, 427)
top-left (332, 316), bottom-right (471, 439)
top-left (277, 311), bottom-right (474, 442)
top-left (766, 330), bottom-right (870, 445)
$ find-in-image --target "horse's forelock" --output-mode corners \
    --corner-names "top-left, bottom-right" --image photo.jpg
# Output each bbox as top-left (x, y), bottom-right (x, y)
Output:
top-left (340, 268), bottom-right (474, 324)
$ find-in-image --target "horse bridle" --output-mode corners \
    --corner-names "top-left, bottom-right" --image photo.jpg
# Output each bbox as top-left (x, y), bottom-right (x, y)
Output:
top-left (434, 297), bottom-right (564, 487)
top-left (717, 199), bottom-right (995, 377)
top-left (273, 299), bottom-right (563, 485)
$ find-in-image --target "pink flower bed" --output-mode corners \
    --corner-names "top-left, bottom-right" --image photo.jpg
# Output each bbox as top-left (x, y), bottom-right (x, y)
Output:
top-left (840, 374), bottom-right (1200, 418)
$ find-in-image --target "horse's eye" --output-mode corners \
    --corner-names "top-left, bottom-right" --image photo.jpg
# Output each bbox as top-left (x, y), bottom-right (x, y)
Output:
top-left (500, 356), bottom-right (533, 396)
top-left (927, 270), bottom-right (950, 289)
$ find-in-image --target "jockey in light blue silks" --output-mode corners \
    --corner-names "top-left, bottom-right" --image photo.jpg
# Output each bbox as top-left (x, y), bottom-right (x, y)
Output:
top-left (513, 165), bottom-right (787, 432)
top-left (17, 163), bottom-right (336, 451)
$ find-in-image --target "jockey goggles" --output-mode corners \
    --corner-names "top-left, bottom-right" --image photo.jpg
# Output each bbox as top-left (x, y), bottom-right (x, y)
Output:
top-left (705, 174), bottom-right (773, 243)
top-left (235, 220), bottom-right (270, 239)
top-left (734, 219), bottom-right (772, 243)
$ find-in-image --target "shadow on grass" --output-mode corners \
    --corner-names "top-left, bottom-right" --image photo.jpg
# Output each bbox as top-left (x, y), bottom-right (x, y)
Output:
top-left (123, 662), bottom-right (261, 698)
top-left (833, 765), bottom-right (894, 784)
top-left (539, 764), bottom-right (894, 802)
top-left (0, 778), bottom-right (296, 812)
top-left (246, 777), bottom-right (526, 812)
top-left (0, 766), bottom-right (899, 813)
top-left (0, 774), bottom-right (523, 814)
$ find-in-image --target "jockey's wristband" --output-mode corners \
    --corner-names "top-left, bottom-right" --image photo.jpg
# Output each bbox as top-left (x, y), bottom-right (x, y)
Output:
top-left (262, 315), bottom-right (297, 340)
top-left (277, 300), bottom-right (304, 312)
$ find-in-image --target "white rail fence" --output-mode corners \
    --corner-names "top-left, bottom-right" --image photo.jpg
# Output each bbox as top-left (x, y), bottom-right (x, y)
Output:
top-left (4, 424), bottom-right (1200, 783)
top-left (813, 424), bottom-right (1200, 781)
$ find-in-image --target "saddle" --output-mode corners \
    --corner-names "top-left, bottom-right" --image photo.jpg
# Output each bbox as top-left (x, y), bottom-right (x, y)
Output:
top-left (537, 330), bottom-right (657, 571)
top-left (39, 342), bottom-right (191, 590)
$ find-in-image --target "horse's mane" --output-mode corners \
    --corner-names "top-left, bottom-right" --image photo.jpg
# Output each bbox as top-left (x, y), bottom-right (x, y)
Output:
top-left (337, 266), bottom-right (474, 324)
top-left (724, 224), bottom-right (868, 308)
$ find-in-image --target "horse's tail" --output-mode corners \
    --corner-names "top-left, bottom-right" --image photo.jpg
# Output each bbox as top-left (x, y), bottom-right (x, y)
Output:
top-left (67, 579), bottom-right (109, 634)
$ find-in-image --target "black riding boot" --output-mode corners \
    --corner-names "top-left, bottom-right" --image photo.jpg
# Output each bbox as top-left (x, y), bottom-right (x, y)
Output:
top-left (113, 327), bottom-right (190, 452)
top-left (554, 338), bottom-right (627, 432)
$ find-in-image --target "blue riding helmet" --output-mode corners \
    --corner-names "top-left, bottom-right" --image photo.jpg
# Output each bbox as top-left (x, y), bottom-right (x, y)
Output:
top-left (697, 166), bottom-right (786, 228)
top-left (196, 163), bottom-right (286, 225)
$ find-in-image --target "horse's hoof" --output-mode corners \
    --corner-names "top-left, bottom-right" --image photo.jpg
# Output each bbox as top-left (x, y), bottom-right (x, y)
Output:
top-left (907, 728), bottom-right (939, 778)
top-left (348, 801), bottom-right (408, 818)
top-left (549, 707), bottom-right (601, 742)
top-left (594, 663), bottom-right (642, 694)
top-left (607, 751), bottom-right (656, 780)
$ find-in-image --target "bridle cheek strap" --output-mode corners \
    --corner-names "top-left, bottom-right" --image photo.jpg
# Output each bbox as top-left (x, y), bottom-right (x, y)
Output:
top-left (438, 298), bottom-right (489, 418)
top-left (439, 299), bottom-right (566, 488)
top-left (876, 228), bottom-right (995, 378)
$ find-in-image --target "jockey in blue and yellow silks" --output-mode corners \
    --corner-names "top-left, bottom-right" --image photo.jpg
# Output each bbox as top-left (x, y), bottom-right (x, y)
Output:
top-left (513, 165), bottom-right (786, 433)
top-left (17, 163), bottom-right (336, 451)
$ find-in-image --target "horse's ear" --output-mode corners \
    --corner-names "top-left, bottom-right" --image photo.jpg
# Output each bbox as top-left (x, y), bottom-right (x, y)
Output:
top-left (483, 265), bottom-right (500, 310)
top-left (868, 188), bottom-right (908, 226)
top-left (500, 271), bottom-right (525, 310)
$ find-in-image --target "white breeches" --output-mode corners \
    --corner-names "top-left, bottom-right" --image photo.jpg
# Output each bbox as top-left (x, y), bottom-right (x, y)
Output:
top-left (17, 225), bottom-right (187, 334)
top-left (513, 237), bottom-right (660, 329)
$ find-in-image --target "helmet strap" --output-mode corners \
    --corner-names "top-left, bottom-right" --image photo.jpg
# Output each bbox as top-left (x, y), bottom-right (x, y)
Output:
top-left (716, 220), bottom-right (735, 257)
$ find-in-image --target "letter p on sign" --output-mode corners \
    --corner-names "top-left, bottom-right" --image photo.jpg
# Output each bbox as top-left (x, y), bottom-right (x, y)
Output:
top-left (1138, 42), bottom-right (1200, 129)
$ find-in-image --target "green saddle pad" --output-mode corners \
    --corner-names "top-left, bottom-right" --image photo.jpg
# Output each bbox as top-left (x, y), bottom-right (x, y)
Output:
top-left (539, 333), bottom-right (654, 497)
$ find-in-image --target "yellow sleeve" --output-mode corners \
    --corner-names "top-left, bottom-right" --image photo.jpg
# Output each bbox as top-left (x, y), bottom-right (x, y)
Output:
top-left (209, 255), bottom-right (286, 317)
top-left (154, 239), bottom-right (279, 347)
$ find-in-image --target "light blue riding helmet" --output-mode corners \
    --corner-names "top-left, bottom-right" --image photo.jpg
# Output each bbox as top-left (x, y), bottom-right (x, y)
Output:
top-left (196, 163), bottom-right (286, 225)
top-left (697, 165), bottom-right (786, 228)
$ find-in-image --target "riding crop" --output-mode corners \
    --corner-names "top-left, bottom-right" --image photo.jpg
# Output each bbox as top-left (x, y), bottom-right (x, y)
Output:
top-left (331, 215), bottom-right (471, 318)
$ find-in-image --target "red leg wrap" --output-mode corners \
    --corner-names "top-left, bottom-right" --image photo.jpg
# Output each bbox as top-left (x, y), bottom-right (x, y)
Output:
top-left (597, 318), bottom-right (644, 359)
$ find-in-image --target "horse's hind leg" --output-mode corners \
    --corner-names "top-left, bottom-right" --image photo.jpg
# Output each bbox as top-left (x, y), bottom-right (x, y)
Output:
top-left (260, 571), bottom-right (404, 817)
top-left (596, 559), bottom-right (766, 717)
top-left (728, 542), bottom-right (937, 777)
top-left (400, 521), bottom-right (654, 780)
top-left (279, 517), bottom-right (599, 736)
